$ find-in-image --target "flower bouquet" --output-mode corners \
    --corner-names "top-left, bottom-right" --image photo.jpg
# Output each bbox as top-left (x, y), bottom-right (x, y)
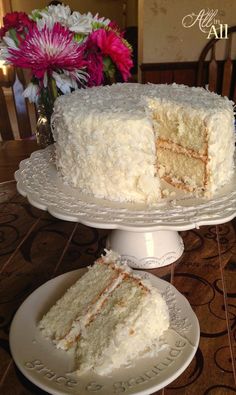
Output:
top-left (0, 3), bottom-right (133, 146)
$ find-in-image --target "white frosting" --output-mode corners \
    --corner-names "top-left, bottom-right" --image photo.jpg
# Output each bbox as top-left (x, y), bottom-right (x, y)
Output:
top-left (52, 83), bottom-right (235, 202)
top-left (206, 110), bottom-right (235, 195)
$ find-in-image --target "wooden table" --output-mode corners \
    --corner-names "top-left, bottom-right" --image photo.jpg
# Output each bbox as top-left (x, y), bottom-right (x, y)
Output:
top-left (0, 140), bottom-right (236, 395)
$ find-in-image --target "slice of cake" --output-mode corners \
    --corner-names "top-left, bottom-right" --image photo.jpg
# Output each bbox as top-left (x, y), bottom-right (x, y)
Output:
top-left (38, 250), bottom-right (169, 376)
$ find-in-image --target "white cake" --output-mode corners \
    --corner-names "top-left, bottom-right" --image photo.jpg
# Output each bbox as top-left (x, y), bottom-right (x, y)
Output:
top-left (52, 83), bottom-right (235, 203)
top-left (38, 251), bottom-right (169, 376)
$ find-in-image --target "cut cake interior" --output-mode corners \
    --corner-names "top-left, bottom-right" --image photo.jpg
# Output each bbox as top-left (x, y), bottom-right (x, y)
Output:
top-left (152, 102), bottom-right (208, 193)
top-left (148, 96), bottom-right (235, 197)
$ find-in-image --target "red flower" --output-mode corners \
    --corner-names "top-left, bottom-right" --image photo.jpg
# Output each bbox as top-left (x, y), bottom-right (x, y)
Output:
top-left (87, 28), bottom-right (133, 81)
top-left (1, 11), bottom-right (34, 35)
top-left (0, 12), bottom-right (35, 41)
top-left (0, 27), bottom-right (6, 39)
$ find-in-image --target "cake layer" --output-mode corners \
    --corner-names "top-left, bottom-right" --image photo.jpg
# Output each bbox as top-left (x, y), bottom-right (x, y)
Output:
top-left (151, 102), bottom-right (207, 154)
top-left (158, 147), bottom-right (206, 192)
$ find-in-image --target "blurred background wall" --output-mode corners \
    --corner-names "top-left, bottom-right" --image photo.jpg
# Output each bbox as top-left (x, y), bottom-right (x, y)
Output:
top-left (139, 0), bottom-right (236, 64)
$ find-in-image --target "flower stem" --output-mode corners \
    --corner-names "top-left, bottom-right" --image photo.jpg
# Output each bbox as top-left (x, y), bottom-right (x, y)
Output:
top-left (48, 76), bottom-right (58, 108)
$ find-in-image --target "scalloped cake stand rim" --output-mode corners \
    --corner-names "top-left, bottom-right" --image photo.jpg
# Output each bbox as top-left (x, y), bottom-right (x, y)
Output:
top-left (14, 145), bottom-right (236, 232)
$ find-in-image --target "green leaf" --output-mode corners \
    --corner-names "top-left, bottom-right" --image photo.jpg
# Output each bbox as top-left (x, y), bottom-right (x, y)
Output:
top-left (30, 9), bottom-right (44, 21)
top-left (9, 28), bottom-right (19, 46)
top-left (73, 33), bottom-right (86, 43)
top-left (103, 56), bottom-right (116, 79)
top-left (92, 21), bottom-right (106, 30)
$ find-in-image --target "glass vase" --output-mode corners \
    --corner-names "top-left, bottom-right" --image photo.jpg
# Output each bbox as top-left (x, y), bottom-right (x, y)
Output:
top-left (35, 101), bottom-right (54, 148)
top-left (35, 78), bottom-right (58, 148)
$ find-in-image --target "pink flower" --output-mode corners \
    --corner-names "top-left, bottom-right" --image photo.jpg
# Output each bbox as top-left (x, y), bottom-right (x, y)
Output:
top-left (6, 23), bottom-right (86, 82)
top-left (86, 50), bottom-right (104, 86)
top-left (87, 28), bottom-right (133, 81)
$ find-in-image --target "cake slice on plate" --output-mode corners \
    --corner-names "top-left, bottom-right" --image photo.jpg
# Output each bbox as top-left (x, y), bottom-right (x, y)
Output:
top-left (38, 250), bottom-right (169, 376)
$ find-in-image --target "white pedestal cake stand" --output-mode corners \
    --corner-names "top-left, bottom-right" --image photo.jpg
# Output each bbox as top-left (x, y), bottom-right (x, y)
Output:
top-left (15, 146), bottom-right (236, 269)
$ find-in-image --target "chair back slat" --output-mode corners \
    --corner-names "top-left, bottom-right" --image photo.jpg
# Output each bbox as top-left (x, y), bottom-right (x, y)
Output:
top-left (208, 46), bottom-right (218, 92)
top-left (233, 83), bottom-right (236, 104)
top-left (222, 35), bottom-right (233, 97)
top-left (0, 85), bottom-right (14, 140)
top-left (197, 61), bottom-right (204, 87)
top-left (222, 58), bottom-right (233, 97)
top-left (0, 66), bottom-right (34, 140)
top-left (197, 25), bottom-right (236, 100)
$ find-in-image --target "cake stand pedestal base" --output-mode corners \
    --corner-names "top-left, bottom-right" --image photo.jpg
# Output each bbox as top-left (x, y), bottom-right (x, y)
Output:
top-left (106, 229), bottom-right (184, 269)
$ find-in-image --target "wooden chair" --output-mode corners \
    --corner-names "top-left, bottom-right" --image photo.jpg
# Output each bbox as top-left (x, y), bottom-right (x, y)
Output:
top-left (0, 66), bottom-right (35, 140)
top-left (197, 25), bottom-right (236, 100)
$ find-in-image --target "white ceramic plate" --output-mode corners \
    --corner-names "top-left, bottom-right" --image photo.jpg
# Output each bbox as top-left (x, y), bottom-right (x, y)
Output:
top-left (10, 269), bottom-right (200, 395)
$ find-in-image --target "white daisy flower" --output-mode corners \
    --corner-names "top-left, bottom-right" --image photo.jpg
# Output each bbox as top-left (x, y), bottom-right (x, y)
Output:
top-left (52, 71), bottom-right (76, 94)
top-left (23, 82), bottom-right (40, 103)
top-left (32, 4), bottom-right (72, 29)
top-left (0, 36), bottom-right (18, 62)
top-left (68, 12), bottom-right (95, 34)
top-left (3, 35), bottom-right (18, 50)
top-left (53, 69), bottom-right (88, 94)
top-left (68, 12), bottom-right (110, 34)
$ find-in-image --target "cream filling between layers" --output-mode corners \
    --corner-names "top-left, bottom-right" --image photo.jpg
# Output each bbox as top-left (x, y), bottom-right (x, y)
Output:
top-left (157, 139), bottom-right (207, 161)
